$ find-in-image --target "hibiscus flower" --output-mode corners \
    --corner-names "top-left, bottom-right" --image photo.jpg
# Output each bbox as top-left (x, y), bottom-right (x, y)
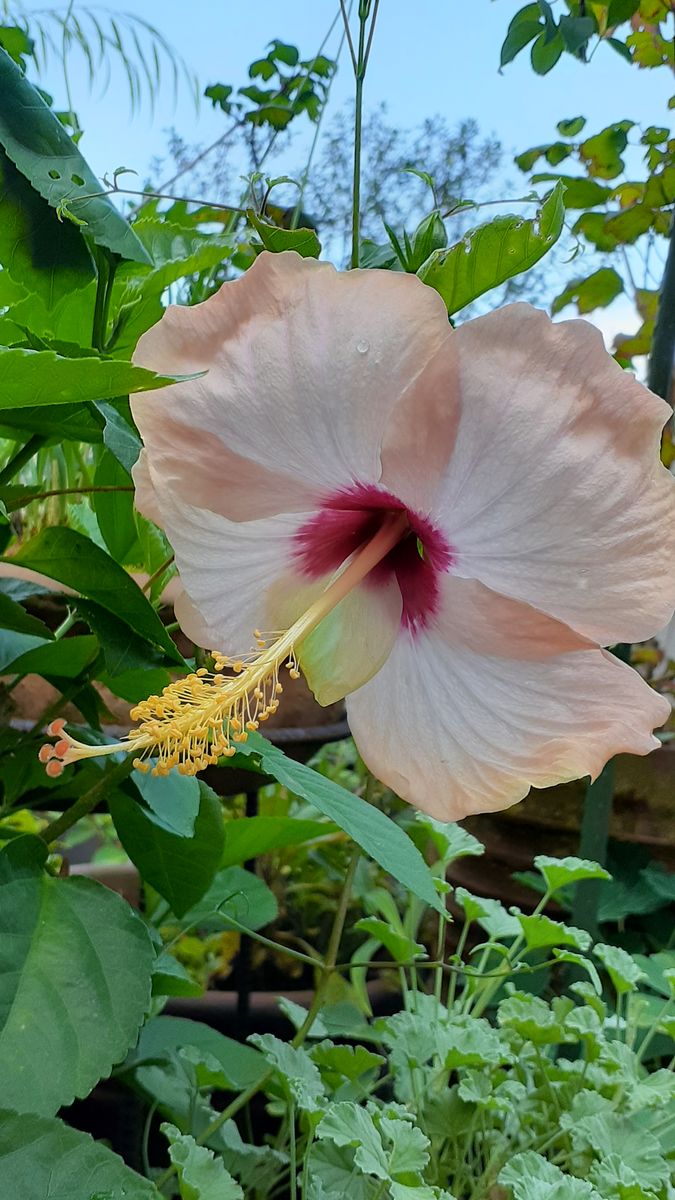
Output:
top-left (43, 252), bottom-right (675, 820)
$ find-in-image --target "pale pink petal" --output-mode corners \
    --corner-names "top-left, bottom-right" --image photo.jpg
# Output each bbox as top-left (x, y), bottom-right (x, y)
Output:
top-left (131, 251), bottom-right (454, 521)
top-left (432, 304), bottom-right (675, 645)
top-left (151, 482), bottom-right (401, 697)
top-left (150, 481), bottom-right (312, 652)
top-left (347, 576), bottom-right (669, 820)
top-left (270, 574), bottom-right (402, 705)
top-left (132, 449), bottom-right (164, 527)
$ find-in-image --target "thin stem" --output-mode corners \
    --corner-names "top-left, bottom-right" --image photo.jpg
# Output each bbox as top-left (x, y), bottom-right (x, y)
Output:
top-left (338, 0), bottom-right (358, 70)
top-left (288, 1098), bottom-right (297, 1200)
top-left (647, 212), bottom-right (675, 402)
top-left (153, 847), bottom-right (360, 1192)
top-left (10, 486), bottom-right (135, 505)
top-left (142, 553), bottom-right (175, 595)
top-left (92, 247), bottom-right (118, 352)
top-left (350, 11), bottom-right (368, 269)
top-left (218, 913), bottom-right (319, 969)
top-left (0, 435), bottom-right (46, 487)
top-left (40, 758), bottom-right (135, 845)
top-left (69, 185), bottom-right (247, 215)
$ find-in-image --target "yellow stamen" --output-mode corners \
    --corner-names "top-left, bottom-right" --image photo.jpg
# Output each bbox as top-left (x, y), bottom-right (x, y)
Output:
top-left (40, 512), bottom-right (408, 777)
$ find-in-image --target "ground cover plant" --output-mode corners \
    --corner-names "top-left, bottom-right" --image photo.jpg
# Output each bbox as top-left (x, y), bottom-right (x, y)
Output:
top-left (0, 1), bottom-right (674, 1197)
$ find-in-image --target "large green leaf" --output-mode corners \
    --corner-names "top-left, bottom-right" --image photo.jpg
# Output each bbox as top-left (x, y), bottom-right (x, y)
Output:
top-left (6, 526), bottom-right (184, 661)
top-left (0, 149), bottom-right (94, 306)
top-left (417, 182), bottom-right (565, 314)
top-left (0, 632), bottom-right (99, 678)
top-left (237, 735), bottom-right (444, 914)
top-left (0, 1109), bottom-right (159, 1198)
top-left (552, 267), bottom-right (624, 315)
top-left (0, 48), bottom-right (150, 264)
top-left (221, 814), bottom-right (333, 866)
top-left (109, 782), bottom-right (225, 917)
top-left (92, 448), bottom-right (139, 563)
top-left (118, 215), bottom-right (237, 291)
top-left (180, 864), bottom-right (278, 932)
top-left (0, 345), bottom-right (176, 410)
top-left (0, 839), bottom-right (154, 1116)
top-left (129, 1014), bottom-right (267, 1091)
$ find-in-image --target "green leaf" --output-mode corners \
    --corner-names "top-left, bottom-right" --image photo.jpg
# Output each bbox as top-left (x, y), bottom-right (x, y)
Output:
top-left (0, 591), bottom-right (52, 639)
top-left (0, 148), bottom-right (95, 306)
top-left (1, 632), bottom-right (98, 678)
top-left (531, 30), bottom-right (565, 73)
top-left (500, 6), bottom-right (544, 66)
top-left (559, 15), bottom-right (596, 53)
top-left (417, 182), bottom-right (565, 314)
top-left (580, 122), bottom-right (633, 180)
top-left (0, 1109), bottom-right (159, 1198)
top-left (531, 173), bottom-right (612, 208)
top-left (249, 1033), bottom-right (326, 1110)
top-left (317, 1103), bottom-right (389, 1179)
top-left (573, 211), bottom-right (619, 251)
top-left (249, 212), bottom-right (321, 258)
top-left (552, 267), bottom-right (624, 315)
top-left (0, 345), bottom-right (176, 410)
top-left (0, 48), bottom-right (150, 264)
top-left (109, 781), bottom-right (224, 917)
top-left (92, 449), bottom-right (138, 563)
top-left (120, 216), bottom-right (236, 291)
top-left (515, 912), bottom-right (591, 952)
top-left (152, 952), bottom-right (203, 999)
top-left (605, 204), bottom-right (654, 244)
top-left (355, 916), bottom-right (427, 963)
top-left (557, 116), bottom-right (586, 137)
top-left (236, 735), bottom-right (444, 914)
top-left (0, 841), bottom-right (154, 1115)
top-left (97, 400), bottom-right (142, 473)
top-left (6, 526), bottom-right (183, 661)
top-left (533, 854), bottom-right (611, 892)
top-left (415, 816), bottom-right (484, 866)
top-left (454, 888), bottom-right (521, 939)
top-left (221, 814), bottom-right (333, 867)
top-left (163, 1124), bottom-right (243, 1199)
top-left (500, 1151), bottom-right (600, 1200)
top-left (311, 1042), bottom-right (385, 1085)
top-left (72, 596), bottom-right (170, 681)
top-left (131, 769), bottom-right (201, 838)
top-left (179, 864), bottom-right (278, 932)
top-left (595, 944), bottom-right (645, 994)
top-left (130, 1015), bottom-right (266, 1092)
top-left (553, 950), bottom-right (602, 993)
top-left (497, 993), bottom-right (566, 1045)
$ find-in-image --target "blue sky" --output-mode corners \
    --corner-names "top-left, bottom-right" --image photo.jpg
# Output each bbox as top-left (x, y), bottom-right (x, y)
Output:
top-left (23, 1), bottom-right (672, 183)
top-left (19, 1), bottom-right (674, 343)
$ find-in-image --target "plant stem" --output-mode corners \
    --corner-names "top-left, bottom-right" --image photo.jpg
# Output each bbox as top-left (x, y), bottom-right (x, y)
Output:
top-left (350, 13), bottom-right (367, 269)
top-left (647, 212), bottom-right (675, 402)
top-left (92, 246), bottom-right (118, 352)
top-left (154, 848), bottom-right (360, 1193)
top-left (571, 761), bottom-right (614, 937)
top-left (40, 757), bottom-right (134, 845)
top-left (142, 554), bottom-right (175, 595)
top-left (0, 435), bottom-right (46, 487)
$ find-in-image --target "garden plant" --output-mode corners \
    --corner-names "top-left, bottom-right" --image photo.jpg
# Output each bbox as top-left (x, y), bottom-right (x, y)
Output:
top-left (0, 2), bottom-right (674, 1198)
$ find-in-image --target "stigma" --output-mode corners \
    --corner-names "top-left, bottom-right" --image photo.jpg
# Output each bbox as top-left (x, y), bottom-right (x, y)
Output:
top-left (39, 510), bottom-right (410, 779)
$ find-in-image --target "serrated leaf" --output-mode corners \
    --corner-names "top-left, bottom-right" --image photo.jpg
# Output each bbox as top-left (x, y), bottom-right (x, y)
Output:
top-left (249, 212), bottom-right (321, 258)
top-left (0, 345), bottom-right (175, 410)
top-left (311, 1042), bottom-right (384, 1084)
top-left (0, 49), bottom-right (150, 263)
top-left (250, 1033), bottom-right (326, 1110)
top-left (417, 182), bottom-right (564, 314)
top-left (0, 1109), bottom-right (159, 1197)
top-left (317, 1103), bottom-right (388, 1179)
top-left (515, 912), bottom-right (591, 951)
top-left (595, 944), bottom-right (645, 994)
top-left (163, 1124), bottom-right (243, 1199)
top-left (130, 1015), bottom-right (266, 1092)
top-left (455, 888), bottom-right (521, 939)
top-left (0, 841), bottom-right (154, 1115)
top-left (152, 951), bottom-right (203, 999)
top-left (415, 816), bottom-right (484, 865)
top-left (119, 216), bottom-right (236, 291)
top-left (500, 1151), bottom-right (600, 1200)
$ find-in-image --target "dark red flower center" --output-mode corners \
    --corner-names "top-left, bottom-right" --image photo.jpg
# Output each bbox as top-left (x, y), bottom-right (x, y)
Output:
top-left (293, 483), bottom-right (454, 632)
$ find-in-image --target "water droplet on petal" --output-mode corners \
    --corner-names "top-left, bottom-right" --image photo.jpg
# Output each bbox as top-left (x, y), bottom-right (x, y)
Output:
top-left (356, 339), bottom-right (369, 354)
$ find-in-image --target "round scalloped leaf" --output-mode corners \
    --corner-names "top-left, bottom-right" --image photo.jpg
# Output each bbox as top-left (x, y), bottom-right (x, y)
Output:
top-left (533, 855), bottom-right (611, 894)
top-left (0, 840), bottom-right (154, 1116)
